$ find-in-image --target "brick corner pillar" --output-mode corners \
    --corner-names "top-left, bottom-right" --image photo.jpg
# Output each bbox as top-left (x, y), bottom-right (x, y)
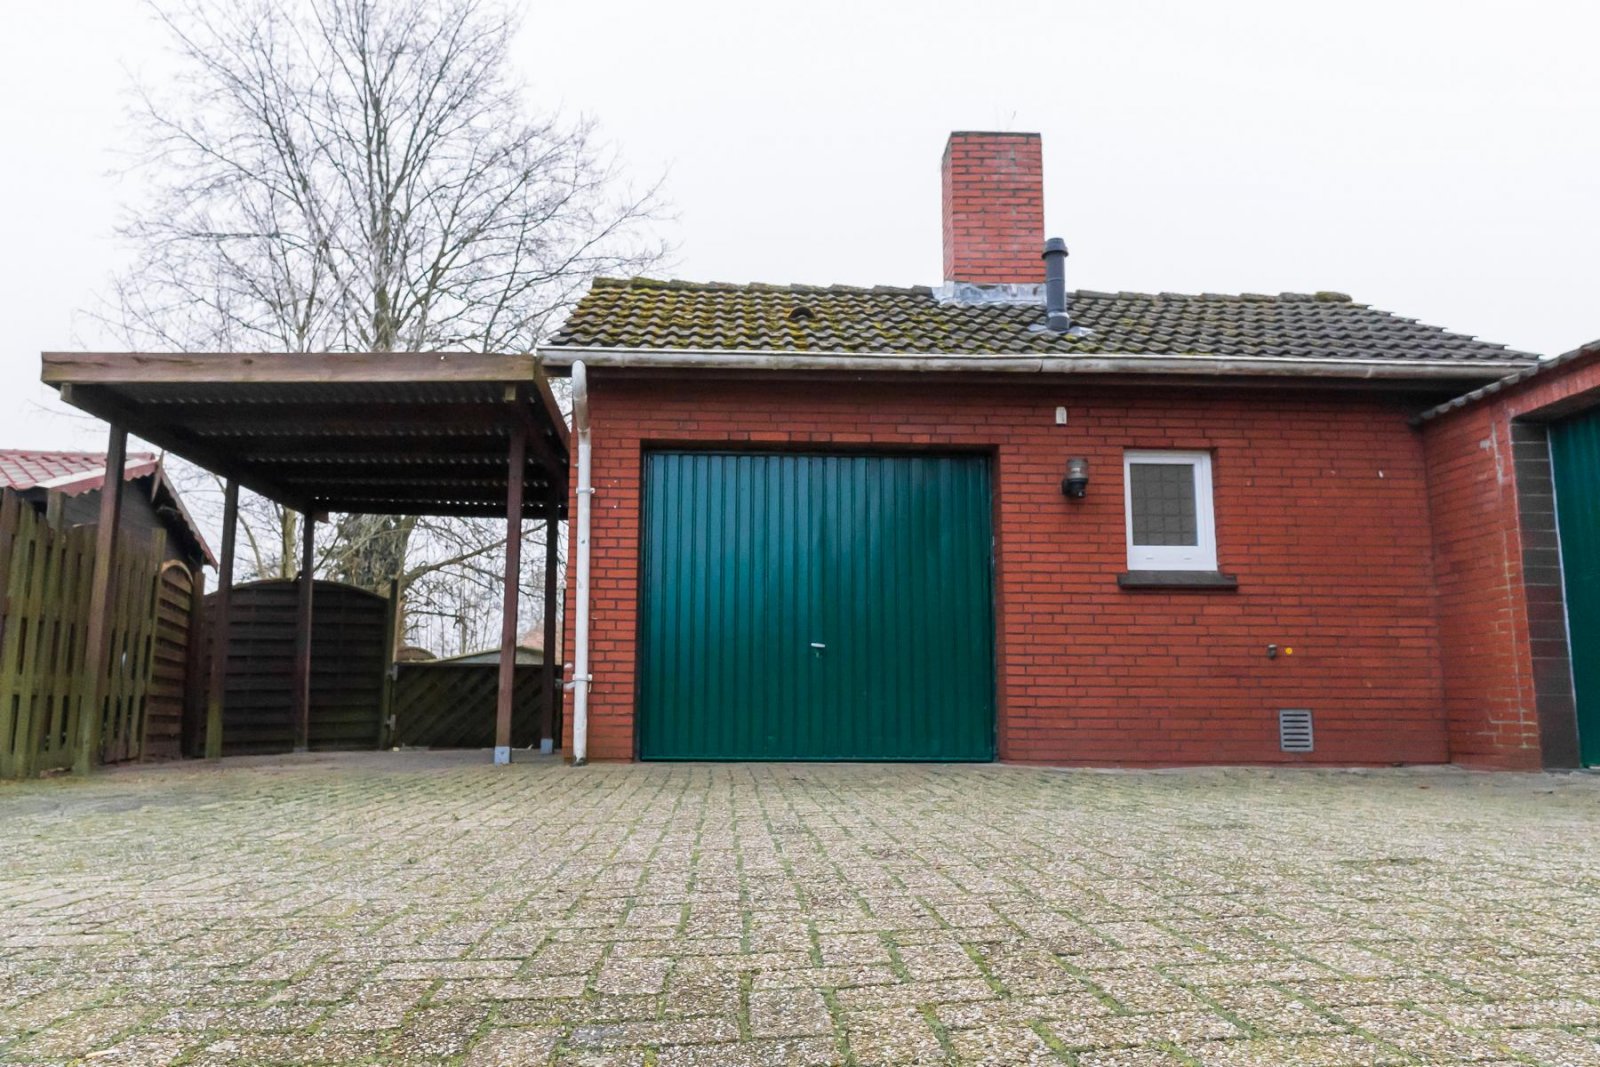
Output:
top-left (940, 131), bottom-right (1045, 285)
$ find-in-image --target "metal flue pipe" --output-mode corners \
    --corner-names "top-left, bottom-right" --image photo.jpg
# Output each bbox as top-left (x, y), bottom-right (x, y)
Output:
top-left (1042, 237), bottom-right (1070, 332)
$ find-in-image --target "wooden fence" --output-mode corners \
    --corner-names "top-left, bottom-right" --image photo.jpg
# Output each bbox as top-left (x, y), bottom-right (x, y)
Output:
top-left (203, 579), bottom-right (393, 755)
top-left (0, 489), bottom-right (178, 777)
top-left (391, 662), bottom-right (559, 749)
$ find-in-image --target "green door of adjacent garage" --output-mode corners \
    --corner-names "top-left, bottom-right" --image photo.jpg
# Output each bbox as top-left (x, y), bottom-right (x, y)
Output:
top-left (638, 452), bottom-right (995, 761)
top-left (1552, 409), bottom-right (1600, 766)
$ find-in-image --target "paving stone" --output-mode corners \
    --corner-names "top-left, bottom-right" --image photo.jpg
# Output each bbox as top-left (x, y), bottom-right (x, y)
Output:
top-left (462, 1025), bottom-right (562, 1065)
top-left (7, 1007), bottom-right (150, 1058)
top-left (2, 752), bottom-right (1599, 1065)
top-left (1075, 1048), bottom-right (1190, 1067)
top-left (947, 1023), bottom-right (1058, 1065)
top-left (748, 989), bottom-right (834, 1038)
top-left (385, 1004), bottom-right (489, 1059)
top-left (842, 1006), bottom-right (944, 1064)
top-left (1495, 1026), bottom-right (1600, 1065)
top-left (656, 1036), bottom-right (841, 1066)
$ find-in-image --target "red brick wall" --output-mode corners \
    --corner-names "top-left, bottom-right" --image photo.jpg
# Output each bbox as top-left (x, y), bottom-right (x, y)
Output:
top-left (563, 375), bottom-right (1451, 765)
top-left (941, 132), bottom-right (1045, 285)
top-left (1421, 349), bottom-right (1600, 769)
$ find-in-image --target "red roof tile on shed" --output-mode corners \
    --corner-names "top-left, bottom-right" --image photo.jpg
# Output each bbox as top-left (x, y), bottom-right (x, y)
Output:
top-left (0, 450), bottom-right (161, 494)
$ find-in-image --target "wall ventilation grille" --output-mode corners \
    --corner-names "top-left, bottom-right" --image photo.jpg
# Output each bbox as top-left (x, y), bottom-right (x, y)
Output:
top-left (1279, 709), bottom-right (1314, 753)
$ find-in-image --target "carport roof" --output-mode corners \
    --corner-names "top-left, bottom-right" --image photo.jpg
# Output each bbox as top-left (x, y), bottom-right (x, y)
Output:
top-left (41, 352), bottom-right (568, 518)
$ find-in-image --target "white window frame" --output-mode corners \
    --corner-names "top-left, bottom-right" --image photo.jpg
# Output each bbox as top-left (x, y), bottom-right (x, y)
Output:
top-left (1123, 450), bottom-right (1218, 572)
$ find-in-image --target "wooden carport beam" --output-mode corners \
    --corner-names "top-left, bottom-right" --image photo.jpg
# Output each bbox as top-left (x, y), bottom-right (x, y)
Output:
top-left (292, 512), bottom-right (316, 752)
top-left (508, 383), bottom-right (569, 501)
top-left (42, 351), bottom-right (543, 386)
top-left (495, 426), bottom-right (527, 765)
top-left (74, 423), bottom-right (126, 775)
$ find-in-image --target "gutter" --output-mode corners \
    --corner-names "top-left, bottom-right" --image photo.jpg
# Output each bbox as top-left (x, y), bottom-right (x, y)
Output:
top-left (567, 360), bottom-right (593, 766)
top-left (535, 346), bottom-right (1532, 383)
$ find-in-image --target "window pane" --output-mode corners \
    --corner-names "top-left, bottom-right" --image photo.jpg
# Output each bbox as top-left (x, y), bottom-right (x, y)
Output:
top-left (1129, 463), bottom-right (1198, 546)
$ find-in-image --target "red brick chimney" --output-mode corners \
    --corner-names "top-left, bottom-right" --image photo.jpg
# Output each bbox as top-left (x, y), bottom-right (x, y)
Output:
top-left (940, 131), bottom-right (1043, 286)
top-left (941, 132), bottom-right (1045, 285)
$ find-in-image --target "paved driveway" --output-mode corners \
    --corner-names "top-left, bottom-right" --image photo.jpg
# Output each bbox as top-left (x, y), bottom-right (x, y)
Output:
top-left (2, 753), bottom-right (1600, 1066)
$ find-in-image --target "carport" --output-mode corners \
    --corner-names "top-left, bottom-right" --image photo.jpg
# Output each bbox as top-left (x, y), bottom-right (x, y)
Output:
top-left (41, 352), bottom-right (568, 770)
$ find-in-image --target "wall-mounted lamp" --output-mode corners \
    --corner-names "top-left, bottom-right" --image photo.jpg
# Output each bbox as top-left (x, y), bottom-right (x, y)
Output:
top-left (1061, 457), bottom-right (1089, 499)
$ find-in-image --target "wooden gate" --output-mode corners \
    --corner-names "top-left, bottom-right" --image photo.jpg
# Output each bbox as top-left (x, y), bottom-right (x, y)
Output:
top-left (204, 579), bottom-right (392, 755)
top-left (142, 562), bottom-right (197, 761)
top-left (0, 489), bottom-right (176, 777)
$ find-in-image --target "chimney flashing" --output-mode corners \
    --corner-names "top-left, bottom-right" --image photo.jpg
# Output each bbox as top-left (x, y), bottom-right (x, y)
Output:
top-left (932, 282), bottom-right (1047, 307)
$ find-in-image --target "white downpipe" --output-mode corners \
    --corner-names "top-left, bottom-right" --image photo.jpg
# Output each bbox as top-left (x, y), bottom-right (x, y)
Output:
top-left (570, 360), bottom-right (593, 766)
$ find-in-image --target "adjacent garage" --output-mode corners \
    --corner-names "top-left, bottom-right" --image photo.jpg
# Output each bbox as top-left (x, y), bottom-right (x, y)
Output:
top-left (637, 451), bottom-right (995, 761)
top-left (1551, 408), bottom-right (1600, 765)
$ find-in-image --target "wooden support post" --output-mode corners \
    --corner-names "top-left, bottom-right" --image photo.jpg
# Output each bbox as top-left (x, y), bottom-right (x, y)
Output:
top-left (182, 566), bottom-right (208, 757)
top-left (495, 428), bottom-right (526, 765)
top-left (540, 513), bottom-right (559, 754)
top-left (377, 577), bottom-right (400, 750)
top-left (75, 424), bottom-right (127, 775)
top-left (204, 479), bottom-right (239, 761)
top-left (292, 512), bottom-right (315, 752)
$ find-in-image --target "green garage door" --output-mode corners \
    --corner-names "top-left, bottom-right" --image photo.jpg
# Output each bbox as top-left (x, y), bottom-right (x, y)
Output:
top-left (1552, 410), bottom-right (1600, 766)
top-left (639, 452), bottom-right (994, 761)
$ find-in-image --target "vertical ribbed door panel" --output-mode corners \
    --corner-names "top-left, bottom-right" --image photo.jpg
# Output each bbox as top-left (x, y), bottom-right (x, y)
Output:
top-left (638, 452), bottom-right (994, 761)
top-left (1552, 412), bottom-right (1600, 766)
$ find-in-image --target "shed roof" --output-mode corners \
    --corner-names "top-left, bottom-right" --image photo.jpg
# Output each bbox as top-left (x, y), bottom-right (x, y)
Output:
top-left (0, 448), bottom-right (215, 566)
top-left (41, 353), bottom-right (568, 519)
top-left (545, 278), bottom-right (1537, 371)
top-left (0, 449), bottom-right (161, 492)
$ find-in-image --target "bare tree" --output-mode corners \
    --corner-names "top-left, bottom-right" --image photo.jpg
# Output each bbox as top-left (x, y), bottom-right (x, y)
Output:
top-left (108, 0), bottom-right (663, 643)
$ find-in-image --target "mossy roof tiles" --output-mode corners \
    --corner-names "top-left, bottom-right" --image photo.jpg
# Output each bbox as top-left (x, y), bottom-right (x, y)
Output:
top-left (547, 278), bottom-right (1535, 364)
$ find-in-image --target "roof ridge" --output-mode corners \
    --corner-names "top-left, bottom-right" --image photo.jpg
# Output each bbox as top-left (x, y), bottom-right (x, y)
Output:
top-left (593, 277), bottom-right (1367, 305)
top-left (595, 276), bottom-right (937, 296)
top-left (0, 448), bottom-right (159, 460)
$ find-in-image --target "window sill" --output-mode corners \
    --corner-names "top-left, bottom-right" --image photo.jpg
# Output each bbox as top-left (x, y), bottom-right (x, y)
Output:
top-left (1117, 570), bottom-right (1239, 591)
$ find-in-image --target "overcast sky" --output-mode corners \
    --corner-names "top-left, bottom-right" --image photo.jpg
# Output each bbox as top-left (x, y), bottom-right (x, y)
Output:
top-left (2, 0), bottom-right (1597, 452)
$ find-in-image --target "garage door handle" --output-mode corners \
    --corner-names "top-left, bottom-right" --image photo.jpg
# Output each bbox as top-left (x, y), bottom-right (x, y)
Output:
top-left (809, 642), bottom-right (826, 649)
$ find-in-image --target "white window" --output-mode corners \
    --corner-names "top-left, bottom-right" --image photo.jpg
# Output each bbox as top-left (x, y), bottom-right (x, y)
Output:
top-left (1123, 450), bottom-right (1217, 572)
